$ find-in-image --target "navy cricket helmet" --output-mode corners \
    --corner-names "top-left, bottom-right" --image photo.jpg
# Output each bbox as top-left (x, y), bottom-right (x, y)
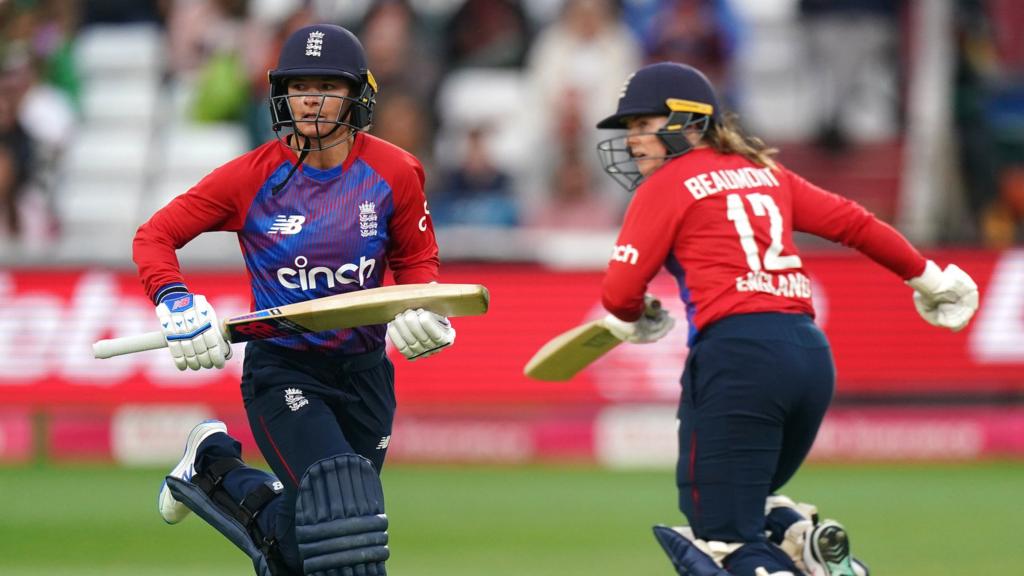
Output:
top-left (596, 62), bottom-right (721, 190)
top-left (268, 24), bottom-right (378, 144)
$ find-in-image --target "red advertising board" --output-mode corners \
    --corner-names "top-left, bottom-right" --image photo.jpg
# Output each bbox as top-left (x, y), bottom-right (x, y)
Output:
top-left (1, 249), bottom-right (1022, 407)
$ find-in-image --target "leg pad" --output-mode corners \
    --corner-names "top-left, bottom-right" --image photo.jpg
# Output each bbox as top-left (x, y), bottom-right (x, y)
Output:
top-left (295, 454), bottom-right (390, 576)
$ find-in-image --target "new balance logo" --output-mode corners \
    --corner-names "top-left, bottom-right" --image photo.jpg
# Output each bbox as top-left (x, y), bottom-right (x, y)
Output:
top-left (169, 295), bottom-right (193, 311)
top-left (269, 215), bottom-right (305, 235)
top-left (611, 243), bottom-right (639, 265)
top-left (376, 435), bottom-right (391, 449)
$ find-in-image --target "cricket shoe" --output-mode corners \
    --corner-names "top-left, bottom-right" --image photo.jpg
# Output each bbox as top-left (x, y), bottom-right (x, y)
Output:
top-left (805, 520), bottom-right (857, 576)
top-left (158, 419), bottom-right (227, 524)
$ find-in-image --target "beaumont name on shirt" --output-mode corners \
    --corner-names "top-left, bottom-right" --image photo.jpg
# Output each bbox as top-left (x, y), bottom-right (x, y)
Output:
top-left (682, 164), bottom-right (811, 299)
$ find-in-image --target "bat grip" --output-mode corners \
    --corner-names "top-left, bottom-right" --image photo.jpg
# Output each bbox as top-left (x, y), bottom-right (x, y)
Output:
top-left (92, 331), bottom-right (168, 359)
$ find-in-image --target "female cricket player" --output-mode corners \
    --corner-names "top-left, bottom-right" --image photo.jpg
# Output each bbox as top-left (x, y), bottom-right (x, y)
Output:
top-left (134, 24), bottom-right (451, 576)
top-left (594, 62), bottom-right (979, 576)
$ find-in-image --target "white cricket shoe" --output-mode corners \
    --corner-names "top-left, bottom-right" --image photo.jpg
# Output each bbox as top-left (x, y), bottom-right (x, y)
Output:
top-left (805, 520), bottom-right (857, 576)
top-left (157, 419), bottom-right (227, 524)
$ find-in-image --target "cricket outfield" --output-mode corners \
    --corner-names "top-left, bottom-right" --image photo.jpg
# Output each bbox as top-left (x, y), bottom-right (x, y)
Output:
top-left (1, 461), bottom-right (1020, 575)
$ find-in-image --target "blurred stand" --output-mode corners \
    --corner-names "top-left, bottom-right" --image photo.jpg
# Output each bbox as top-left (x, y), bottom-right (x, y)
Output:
top-left (950, 0), bottom-right (1024, 247)
top-left (359, 0), bottom-right (442, 171)
top-left (522, 0), bottom-right (640, 223)
top-left (1, 0), bottom-right (1019, 268)
top-left (798, 0), bottom-right (902, 150)
top-left (431, 125), bottom-right (520, 228)
top-left (0, 1), bottom-right (78, 253)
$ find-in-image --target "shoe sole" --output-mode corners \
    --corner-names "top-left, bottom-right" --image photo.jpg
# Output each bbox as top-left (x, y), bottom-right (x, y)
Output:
top-left (157, 419), bottom-right (227, 524)
top-left (813, 523), bottom-right (856, 576)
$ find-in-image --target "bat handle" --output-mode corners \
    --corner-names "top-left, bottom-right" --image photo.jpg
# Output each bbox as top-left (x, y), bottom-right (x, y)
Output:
top-left (92, 331), bottom-right (168, 359)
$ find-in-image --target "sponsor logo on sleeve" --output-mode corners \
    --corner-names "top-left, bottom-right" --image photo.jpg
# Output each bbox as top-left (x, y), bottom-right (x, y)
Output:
top-left (611, 244), bottom-right (639, 265)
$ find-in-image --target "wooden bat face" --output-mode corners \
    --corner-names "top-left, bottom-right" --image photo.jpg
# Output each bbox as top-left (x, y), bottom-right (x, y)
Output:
top-left (523, 319), bottom-right (622, 381)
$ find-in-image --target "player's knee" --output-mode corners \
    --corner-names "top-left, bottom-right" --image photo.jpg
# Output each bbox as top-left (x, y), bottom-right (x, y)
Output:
top-left (295, 454), bottom-right (389, 575)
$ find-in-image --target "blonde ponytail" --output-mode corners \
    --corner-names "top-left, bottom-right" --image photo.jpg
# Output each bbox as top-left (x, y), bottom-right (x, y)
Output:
top-left (705, 113), bottom-right (778, 170)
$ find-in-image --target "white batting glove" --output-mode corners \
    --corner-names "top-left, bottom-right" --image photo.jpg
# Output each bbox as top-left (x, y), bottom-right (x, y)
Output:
top-left (604, 296), bottom-right (675, 344)
top-left (906, 261), bottom-right (979, 332)
top-left (155, 292), bottom-right (232, 370)
top-left (387, 308), bottom-right (455, 361)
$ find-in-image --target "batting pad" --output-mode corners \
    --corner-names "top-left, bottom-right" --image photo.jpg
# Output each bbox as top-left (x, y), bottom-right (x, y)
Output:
top-left (295, 454), bottom-right (389, 576)
top-left (653, 525), bottom-right (731, 576)
top-left (166, 476), bottom-right (276, 576)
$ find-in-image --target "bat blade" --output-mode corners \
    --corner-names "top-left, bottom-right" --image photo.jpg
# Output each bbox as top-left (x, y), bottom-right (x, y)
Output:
top-left (523, 319), bottom-right (622, 381)
top-left (224, 283), bottom-right (490, 342)
top-left (93, 283), bottom-right (490, 359)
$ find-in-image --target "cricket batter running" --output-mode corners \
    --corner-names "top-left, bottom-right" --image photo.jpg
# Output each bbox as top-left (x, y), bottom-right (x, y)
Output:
top-left (593, 62), bottom-right (979, 576)
top-left (133, 24), bottom-right (452, 576)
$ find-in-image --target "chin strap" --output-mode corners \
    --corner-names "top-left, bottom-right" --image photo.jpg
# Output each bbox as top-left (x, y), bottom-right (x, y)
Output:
top-left (271, 135), bottom-right (312, 196)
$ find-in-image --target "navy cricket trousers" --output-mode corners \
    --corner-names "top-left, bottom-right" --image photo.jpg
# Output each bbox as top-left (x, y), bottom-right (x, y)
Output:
top-left (677, 312), bottom-right (835, 545)
top-left (198, 340), bottom-right (396, 574)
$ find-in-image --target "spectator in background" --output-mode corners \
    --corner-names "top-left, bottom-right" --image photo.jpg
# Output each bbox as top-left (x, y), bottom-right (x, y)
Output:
top-left (30, 0), bottom-right (81, 109)
top-left (524, 0), bottom-right (641, 226)
top-left (0, 2), bottom-right (76, 245)
top-left (243, 4), bottom-right (316, 146)
top-left (0, 80), bottom-right (32, 240)
top-left (443, 0), bottom-right (531, 70)
top-left (799, 0), bottom-right (903, 151)
top-left (164, 0), bottom-right (251, 123)
top-left (80, 0), bottom-right (164, 24)
top-left (360, 0), bottom-right (439, 107)
top-left (431, 125), bottom-right (519, 227)
top-left (359, 0), bottom-right (440, 166)
top-left (954, 0), bottom-right (1024, 246)
top-left (624, 0), bottom-right (741, 104)
top-left (529, 139), bottom-right (620, 230)
top-left (372, 91), bottom-right (433, 169)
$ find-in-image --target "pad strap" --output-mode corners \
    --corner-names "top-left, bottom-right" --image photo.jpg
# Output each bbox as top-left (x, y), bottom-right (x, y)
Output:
top-left (168, 457), bottom-right (290, 576)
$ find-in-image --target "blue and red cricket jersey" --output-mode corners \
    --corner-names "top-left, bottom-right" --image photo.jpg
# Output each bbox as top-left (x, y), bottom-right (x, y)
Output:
top-left (133, 132), bottom-right (439, 353)
top-left (602, 148), bottom-right (927, 343)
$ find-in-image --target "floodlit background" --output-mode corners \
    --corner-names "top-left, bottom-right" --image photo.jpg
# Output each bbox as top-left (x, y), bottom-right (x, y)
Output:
top-left (1, 0), bottom-right (1022, 574)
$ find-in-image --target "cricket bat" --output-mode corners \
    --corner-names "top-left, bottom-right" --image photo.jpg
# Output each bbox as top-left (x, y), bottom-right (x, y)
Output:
top-left (523, 299), bottom-right (661, 382)
top-left (93, 283), bottom-right (489, 359)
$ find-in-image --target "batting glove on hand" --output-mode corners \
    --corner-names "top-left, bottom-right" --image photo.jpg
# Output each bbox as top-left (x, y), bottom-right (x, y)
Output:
top-left (906, 261), bottom-right (979, 332)
top-left (604, 296), bottom-right (676, 344)
top-left (155, 292), bottom-right (232, 370)
top-left (388, 308), bottom-right (455, 361)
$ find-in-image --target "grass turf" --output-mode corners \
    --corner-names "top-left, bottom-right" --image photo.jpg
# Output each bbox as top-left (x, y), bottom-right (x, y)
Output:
top-left (1, 461), bottom-right (1021, 575)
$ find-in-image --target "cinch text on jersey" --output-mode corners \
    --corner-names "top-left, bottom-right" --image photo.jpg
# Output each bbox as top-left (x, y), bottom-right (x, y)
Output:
top-left (684, 167), bottom-right (780, 200)
top-left (277, 255), bottom-right (377, 291)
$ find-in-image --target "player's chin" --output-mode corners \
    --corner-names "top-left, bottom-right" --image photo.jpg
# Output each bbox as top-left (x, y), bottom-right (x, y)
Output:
top-left (295, 123), bottom-right (344, 143)
top-left (636, 158), bottom-right (663, 177)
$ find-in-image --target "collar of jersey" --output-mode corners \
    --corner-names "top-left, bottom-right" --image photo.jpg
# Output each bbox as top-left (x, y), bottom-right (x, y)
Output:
top-left (301, 163), bottom-right (344, 181)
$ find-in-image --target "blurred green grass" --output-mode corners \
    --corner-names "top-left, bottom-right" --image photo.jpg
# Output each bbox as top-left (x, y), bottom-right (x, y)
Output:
top-left (1, 461), bottom-right (1022, 575)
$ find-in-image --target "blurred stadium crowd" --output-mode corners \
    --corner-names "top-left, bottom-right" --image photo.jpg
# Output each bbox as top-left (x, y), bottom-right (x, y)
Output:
top-left (0, 0), bottom-right (1022, 263)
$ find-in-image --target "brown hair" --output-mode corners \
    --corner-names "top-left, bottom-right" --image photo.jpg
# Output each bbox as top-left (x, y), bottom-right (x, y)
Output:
top-left (704, 112), bottom-right (778, 170)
